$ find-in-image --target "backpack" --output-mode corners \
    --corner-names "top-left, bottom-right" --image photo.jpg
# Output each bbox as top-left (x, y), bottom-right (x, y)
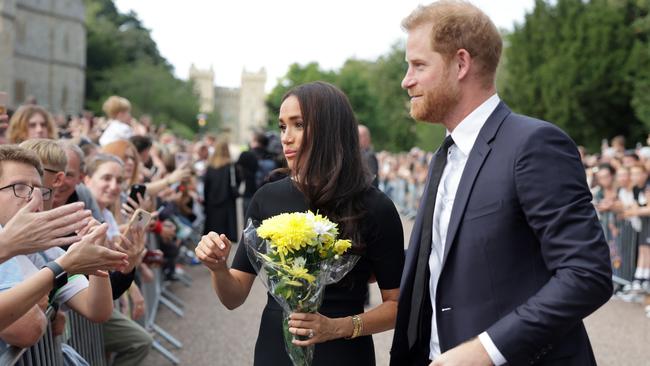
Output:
top-left (255, 158), bottom-right (276, 189)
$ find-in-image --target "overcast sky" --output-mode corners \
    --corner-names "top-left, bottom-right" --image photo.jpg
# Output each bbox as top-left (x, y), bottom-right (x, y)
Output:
top-left (114, 0), bottom-right (535, 91)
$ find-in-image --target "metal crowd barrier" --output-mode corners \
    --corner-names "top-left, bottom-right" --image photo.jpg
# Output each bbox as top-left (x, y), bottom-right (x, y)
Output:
top-left (138, 232), bottom-right (190, 365)
top-left (599, 212), bottom-right (639, 288)
top-left (2, 234), bottom-right (196, 366)
top-left (66, 311), bottom-right (107, 366)
top-left (0, 307), bottom-right (63, 366)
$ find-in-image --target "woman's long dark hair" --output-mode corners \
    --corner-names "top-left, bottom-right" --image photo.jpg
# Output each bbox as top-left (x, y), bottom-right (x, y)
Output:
top-left (282, 81), bottom-right (371, 251)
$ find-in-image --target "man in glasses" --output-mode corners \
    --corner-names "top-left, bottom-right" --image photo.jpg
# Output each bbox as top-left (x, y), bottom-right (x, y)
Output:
top-left (0, 144), bottom-right (128, 347)
top-left (19, 139), bottom-right (64, 211)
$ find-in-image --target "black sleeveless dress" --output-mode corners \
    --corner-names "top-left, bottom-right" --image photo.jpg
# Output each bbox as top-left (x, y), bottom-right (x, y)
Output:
top-left (231, 177), bottom-right (404, 366)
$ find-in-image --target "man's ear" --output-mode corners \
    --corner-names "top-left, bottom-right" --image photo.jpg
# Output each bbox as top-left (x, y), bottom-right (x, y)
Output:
top-left (53, 172), bottom-right (65, 188)
top-left (455, 48), bottom-right (472, 81)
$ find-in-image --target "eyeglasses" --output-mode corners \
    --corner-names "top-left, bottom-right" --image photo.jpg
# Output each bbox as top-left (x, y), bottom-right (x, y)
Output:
top-left (0, 183), bottom-right (53, 201)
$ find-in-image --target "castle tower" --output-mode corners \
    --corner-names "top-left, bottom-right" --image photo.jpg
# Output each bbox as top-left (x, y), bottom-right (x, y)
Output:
top-left (238, 68), bottom-right (267, 143)
top-left (188, 64), bottom-right (215, 114)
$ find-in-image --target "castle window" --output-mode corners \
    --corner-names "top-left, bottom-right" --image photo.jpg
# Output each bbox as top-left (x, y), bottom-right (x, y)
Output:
top-left (64, 33), bottom-right (69, 53)
top-left (14, 80), bottom-right (26, 105)
top-left (15, 16), bottom-right (26, 44)
top-left (61, 86), bottom-right (68, 110)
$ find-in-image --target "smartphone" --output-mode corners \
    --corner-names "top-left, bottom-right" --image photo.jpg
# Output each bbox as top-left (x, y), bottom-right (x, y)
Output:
top-left (174, 152), bottom-right (190, 169)
top-left (129, 184), bottom-right (146, 207)
top-left (0, 92), bottom-right (7, 115)
top-left (126, 208), bottom-right (152, 235)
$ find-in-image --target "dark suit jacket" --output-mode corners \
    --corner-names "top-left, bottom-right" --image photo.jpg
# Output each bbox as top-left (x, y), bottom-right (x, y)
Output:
top-left (390, 103), bottom-right (612, 366)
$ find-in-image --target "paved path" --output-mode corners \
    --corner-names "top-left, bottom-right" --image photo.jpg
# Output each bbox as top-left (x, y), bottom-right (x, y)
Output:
top-left (143, 218), bottom-right (650, 365)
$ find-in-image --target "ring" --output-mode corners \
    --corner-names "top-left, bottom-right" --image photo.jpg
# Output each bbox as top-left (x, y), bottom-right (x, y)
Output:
top-left (308, 329), bottom-right (314, 339)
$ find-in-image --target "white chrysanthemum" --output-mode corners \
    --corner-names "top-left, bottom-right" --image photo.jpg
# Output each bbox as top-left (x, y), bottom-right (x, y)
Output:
top-left (292, 256), bottom-right (306, 269)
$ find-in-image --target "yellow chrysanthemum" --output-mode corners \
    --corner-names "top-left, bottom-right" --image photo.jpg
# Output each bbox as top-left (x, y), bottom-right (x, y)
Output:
top-left (285, 265), bottom-right (316, 283)
top-left (257, 213), bottom-right (318, 255)
top-left (333, 239), bottom-right (352, 256)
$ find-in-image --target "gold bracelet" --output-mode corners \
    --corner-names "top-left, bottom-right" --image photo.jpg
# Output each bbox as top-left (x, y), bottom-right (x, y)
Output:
top-left (348, 314), bottom-right (363, 339)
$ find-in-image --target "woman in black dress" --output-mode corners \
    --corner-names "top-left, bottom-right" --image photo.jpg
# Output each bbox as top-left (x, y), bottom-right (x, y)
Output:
top-left (203, 138), bottom-right (239, 240)
top-left (196, 82), bottom-right (404, 365)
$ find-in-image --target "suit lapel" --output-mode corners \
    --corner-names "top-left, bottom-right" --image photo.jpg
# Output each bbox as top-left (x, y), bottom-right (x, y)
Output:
top-left (441, 102), bottom-right (511, 268)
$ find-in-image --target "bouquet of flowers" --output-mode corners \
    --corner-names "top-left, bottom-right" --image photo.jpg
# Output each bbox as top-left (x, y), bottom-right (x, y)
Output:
top-left (243, 211), bottom-right (360, 366)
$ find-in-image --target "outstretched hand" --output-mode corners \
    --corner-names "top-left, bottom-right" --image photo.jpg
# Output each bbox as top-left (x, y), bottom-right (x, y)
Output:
top-left (1, 195), bottom-right (92, 256)
top-left (195, 232), bottom-right (231, 272)
top-left (115, 226), bottom-right (147, 273)
top-left (57, 223), bottom-right (129, 277)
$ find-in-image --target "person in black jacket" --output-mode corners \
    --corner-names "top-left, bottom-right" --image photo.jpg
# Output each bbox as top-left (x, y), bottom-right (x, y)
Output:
top-left (203, 138), bottom-right (240, 240)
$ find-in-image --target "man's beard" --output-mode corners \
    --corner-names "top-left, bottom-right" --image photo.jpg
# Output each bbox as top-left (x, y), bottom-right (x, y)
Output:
top-left (410, 73), bottom-right (460, 124)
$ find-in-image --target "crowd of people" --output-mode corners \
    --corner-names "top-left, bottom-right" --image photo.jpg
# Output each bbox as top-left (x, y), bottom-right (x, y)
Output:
top-left (0, 93), bottom-right (232, 364)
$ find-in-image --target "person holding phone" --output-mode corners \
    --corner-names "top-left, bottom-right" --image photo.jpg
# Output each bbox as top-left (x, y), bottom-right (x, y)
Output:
top-left (83, 153), bottom-right (153, 365)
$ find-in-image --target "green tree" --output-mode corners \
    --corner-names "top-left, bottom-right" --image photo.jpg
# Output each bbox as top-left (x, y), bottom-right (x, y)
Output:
top-left (628, 0), bottom-right (650, 130)
top-left (267, 42), bottom-right (440, 152)
top-left (266, 62), bottom-right (336, 127)
top-left (84, 0), bottom-right (199, 134)
top-left (502, 0), bottom-right (648, 150)
top-left (89, 61), bottom-right (198, 131)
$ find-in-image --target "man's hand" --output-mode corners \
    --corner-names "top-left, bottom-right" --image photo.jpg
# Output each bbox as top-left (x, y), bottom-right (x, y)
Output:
top-left (0, 196), bottom-right (92, 256)
top-left (57, 223), bottom-right (129, 276)
top-left (430, 338), bottom-right (493, 366)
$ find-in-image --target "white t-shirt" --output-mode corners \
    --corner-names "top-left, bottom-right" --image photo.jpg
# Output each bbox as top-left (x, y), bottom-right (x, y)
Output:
top-left (99, 120), bottom-right (133, 146)
top-left (102, 208), bottom-right (121, 240)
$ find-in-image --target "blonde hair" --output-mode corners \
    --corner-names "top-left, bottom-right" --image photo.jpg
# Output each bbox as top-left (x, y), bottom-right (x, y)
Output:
top-left (19, 139), bottom-right (68, 172)
top-left (402, 0), bottom-right (502, 87)
top-left (208, 138), bottom-right (231, 169)
top-left (7, 105), bottom-right (58, 143)
top-left (0, 144), bottom-right (43, 177)
top-left (101, 139), bottom-right (140, 185)
top-left (85, 153), bottom-right (124, 178)
top-left (102, 96), bottom-right (131, 119)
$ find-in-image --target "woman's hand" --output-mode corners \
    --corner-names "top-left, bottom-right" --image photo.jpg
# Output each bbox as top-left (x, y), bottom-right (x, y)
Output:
top-left (195, 232), bottom-right (231, 272)
top-left (121, 193), bottom-right (144, 218)
top-left (115, 227), bottom-right (146, 272)
top-left (288, 312), bottom-right (350, 346)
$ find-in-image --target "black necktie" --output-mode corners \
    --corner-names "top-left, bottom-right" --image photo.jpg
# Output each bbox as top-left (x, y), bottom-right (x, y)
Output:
top-left (407, 135), bottom-right (455, 349)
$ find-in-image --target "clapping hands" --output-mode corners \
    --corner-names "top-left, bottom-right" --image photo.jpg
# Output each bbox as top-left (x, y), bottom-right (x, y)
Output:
top-left (57, 223), bottom-right (129, 277)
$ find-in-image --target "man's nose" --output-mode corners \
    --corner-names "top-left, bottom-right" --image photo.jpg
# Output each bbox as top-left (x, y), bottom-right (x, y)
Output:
top-left (401, 74), bottom-right (414, 90)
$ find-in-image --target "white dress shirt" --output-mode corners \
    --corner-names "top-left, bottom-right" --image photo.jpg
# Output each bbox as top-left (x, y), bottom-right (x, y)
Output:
top-left (429, 94), bottom-right (507, 365)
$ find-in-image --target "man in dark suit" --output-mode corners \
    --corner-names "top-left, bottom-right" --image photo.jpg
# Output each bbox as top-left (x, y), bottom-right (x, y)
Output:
top-left (390, 2), bottom-right (612, 365)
